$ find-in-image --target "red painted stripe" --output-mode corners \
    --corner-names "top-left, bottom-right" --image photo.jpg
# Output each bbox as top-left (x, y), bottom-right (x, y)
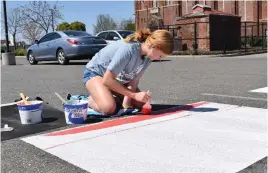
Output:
top-left (45, 102), bottom-right (207, 136)
top-left (44, 114), bottom-right (191, 151)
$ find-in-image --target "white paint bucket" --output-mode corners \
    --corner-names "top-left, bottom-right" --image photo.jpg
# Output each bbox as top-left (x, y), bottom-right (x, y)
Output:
top-left (63, 100), bottom-right (88, 124)
top-left (17, 100), bottom-right (43, 124)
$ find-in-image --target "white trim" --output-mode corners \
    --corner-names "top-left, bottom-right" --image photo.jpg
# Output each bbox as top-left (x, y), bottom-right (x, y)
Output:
top-left (223, 0), bottom-right (225, 11)
top-left (201, 93), bottom-right (267, 101)
top-left (136, 3), bottom-right (181, 12)
top-left (192, 4), bottom-right (211, 10)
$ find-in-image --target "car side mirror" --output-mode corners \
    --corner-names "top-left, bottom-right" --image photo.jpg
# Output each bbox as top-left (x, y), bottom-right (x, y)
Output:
top-left (35, 40), bottom-right (39, 44)
top-left (113, 36), bottom-right (120, 40)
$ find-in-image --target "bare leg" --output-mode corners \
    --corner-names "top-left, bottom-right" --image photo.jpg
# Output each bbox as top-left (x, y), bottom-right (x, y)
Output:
top-left (85, 76), bottom-right (117, 114)
top-left (87, 95), bottom-right (100, 111)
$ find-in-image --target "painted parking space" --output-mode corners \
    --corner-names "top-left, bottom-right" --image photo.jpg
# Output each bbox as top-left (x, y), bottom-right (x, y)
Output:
top-left (22, 101), bottom-right (267, 173)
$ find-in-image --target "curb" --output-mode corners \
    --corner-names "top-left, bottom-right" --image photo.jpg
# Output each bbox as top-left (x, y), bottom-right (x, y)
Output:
top-left (169, 51), bottom-right (267, 58)
top-left (15, 51), bottom-right (267, 59)
top-left (15, 56), bottom-right (26, 58)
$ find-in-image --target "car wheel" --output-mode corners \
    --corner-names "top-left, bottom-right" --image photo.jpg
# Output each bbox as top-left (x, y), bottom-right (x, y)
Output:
top-left (28, 51), bottom-right (38, 65)
top-left (57, 49), bottom-right (69, 65)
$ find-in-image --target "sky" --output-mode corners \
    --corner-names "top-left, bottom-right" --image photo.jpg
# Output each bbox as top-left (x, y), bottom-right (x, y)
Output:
top-left (1, 0), bottom-right (135, 42)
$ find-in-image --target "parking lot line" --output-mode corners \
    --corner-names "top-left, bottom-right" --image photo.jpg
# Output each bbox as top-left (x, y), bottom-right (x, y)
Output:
top-left (201, 93), bottom-right (266, 101)
top-left (249, 87), bottom-right (268, 94)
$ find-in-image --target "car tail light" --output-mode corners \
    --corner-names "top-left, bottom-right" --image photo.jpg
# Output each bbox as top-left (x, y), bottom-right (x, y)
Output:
top-left (67, 39), bottom-right (80, 45)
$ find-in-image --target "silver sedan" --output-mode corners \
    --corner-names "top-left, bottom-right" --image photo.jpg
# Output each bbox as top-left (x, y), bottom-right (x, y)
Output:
top-left (26, 30), bottom-right (107, 65)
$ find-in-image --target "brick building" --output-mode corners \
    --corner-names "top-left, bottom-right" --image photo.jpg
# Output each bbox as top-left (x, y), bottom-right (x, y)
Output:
top-left (135, 0), bottom-right (267, 28)
top-left (134, 1), bottom-right (267, 51)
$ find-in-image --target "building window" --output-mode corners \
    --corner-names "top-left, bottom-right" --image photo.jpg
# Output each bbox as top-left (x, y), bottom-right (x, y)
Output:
top-left (165, 0), bottom-right (170, 6)
top-left (153, 0), bottom-right (158, 8)
top-left (234, 1), bottom-right (239, 15)
top-left (141, 18), bottom-right (143, 23)
top-left (213, 1), bottom-right (218, 10)
top-left (195, 1), bottom-right (199, 5)
top-left (178, 1), bottom-right (182, 16)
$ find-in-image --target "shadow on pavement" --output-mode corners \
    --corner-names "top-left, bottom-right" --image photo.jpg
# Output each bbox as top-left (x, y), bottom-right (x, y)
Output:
top-left (151, 104), bottom-right (218, 115)
top-left (152, 60), bottom-right (171, 62)
top-left (1, 104), bottom-right (67, 141)
top-left (37, 61), bottom-right (88, 65)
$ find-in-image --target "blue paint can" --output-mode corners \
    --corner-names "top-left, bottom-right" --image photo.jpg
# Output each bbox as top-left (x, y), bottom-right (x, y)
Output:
top-left (63, 100), bottom-right (88, 124)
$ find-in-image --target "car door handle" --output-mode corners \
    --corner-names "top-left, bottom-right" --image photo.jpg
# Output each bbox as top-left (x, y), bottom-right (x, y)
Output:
top-left (46, 44), bottom-right (50, 46)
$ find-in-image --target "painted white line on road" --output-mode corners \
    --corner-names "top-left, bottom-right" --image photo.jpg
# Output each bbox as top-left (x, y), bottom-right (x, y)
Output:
top-left (201, 93), bottom-right (267, 101)
top-left (249, 87), bottom-right (268, 94)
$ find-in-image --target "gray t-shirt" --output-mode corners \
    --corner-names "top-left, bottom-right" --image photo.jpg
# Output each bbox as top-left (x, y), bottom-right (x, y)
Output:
top-left (86, 40), bottom-right (151, 84)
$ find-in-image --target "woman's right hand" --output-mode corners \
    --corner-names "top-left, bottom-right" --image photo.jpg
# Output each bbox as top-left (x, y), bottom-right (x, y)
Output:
top-left (133, 91), bottom-right (151, 103)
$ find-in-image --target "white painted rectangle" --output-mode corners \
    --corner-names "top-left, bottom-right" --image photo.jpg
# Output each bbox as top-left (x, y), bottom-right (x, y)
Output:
top-left (22, 102), bottom-right (267, 173)
top-left (250, 87), bottom-right (268, 94)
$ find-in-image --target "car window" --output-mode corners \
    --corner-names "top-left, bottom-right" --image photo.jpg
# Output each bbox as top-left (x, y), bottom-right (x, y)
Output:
top-left (106, 32), bottom-right (120, 40)
top-left (39, 33), bottom-right (61, 43)
top-left (51, 33), bottom-right (61, 40)
top-left (97, 32), bottom-right (108, 39)
top-left (39, 34), bottom-right (53, 43)
top-left (117, 31), bottom-right (134, 39)
top-left (63, 31), bottom-right (92, 37)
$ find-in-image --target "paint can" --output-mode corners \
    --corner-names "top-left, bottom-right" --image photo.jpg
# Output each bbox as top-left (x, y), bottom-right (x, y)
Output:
top-left (142, 101), bottom-right (152, 115)
top-left (17, 100), bottom-right (43, 124)
top-left (63, 100), bottom-right (88, 124)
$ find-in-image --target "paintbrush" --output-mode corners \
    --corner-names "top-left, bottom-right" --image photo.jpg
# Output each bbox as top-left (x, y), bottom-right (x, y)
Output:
top-left (54, 92), bottom-right (67, 104)
top-left (20, 93), bottom-right (29, 105)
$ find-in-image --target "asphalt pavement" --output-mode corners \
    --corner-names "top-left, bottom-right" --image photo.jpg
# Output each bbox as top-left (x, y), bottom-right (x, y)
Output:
top-left (1, 53), bottom-right (267, 173)
top-left (1, 54), bottom-right (267, 109)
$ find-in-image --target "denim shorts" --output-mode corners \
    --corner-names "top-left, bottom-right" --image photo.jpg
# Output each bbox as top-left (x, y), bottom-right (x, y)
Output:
top-left (83, 68), bottom-right (99, 85)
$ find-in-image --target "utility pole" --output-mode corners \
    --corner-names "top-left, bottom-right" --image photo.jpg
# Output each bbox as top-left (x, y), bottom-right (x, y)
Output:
top-left (2, 0), bottom-right (16, 65)
top-left (3, 0), bottom-right (10, 52)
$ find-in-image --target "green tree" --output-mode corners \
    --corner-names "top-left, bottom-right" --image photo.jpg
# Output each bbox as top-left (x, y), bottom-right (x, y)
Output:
top-left (56, 22), bottom-right (70, 31)
top-left (93, 14), bottom-right (117, 34)
top-left (56, 21), bottom-right (86, 31)
top-left (124, 23), bottom-right (135, 31)
top-left (69, 21), bottom-right (86, 31)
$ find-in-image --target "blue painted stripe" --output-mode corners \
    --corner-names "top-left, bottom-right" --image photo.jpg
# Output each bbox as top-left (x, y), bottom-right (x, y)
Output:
top-left (18, 104), bottom-right (42, 111)
top-left (64, 104), bottom-right (88, 109)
